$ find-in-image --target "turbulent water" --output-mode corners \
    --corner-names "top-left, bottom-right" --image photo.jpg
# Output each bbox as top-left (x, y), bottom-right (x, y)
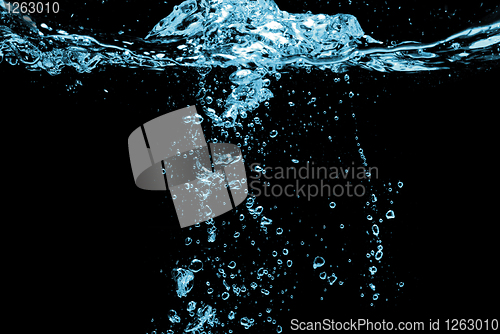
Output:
top-left (3, 0), bottom-right (499, 333)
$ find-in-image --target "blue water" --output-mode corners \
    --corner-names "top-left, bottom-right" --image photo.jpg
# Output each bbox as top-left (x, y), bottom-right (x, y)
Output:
top-left (2, 1), bottom-right (499, 333)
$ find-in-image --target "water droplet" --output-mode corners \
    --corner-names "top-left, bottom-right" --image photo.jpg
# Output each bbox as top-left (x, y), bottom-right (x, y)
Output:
top-left (329, 202), bottom-right (336, 208)
top-left (270, 129), bottom-right (278, 138)
top-left (386, 210), bottom-right (395, 219)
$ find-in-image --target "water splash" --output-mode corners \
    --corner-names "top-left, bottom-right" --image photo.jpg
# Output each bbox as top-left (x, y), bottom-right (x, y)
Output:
top-left (1, 0), bottom-right (499, 128)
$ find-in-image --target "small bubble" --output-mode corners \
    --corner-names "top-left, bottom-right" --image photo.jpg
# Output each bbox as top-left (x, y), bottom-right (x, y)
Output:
top-left (228, 261), bottom-right (236, 269)
top-left (270, 130), bottom-right (278, 138)
top-left (386, 210), bottom-right (395, 219)
top-left (276, 227), bottom-right (283, 235)
top-left (398, 181), bottom-right (403, 188)
top-left (329, 202), bottom-right (336, 209)
top-left (282, 248), bottom-right (288, 255)
top-left (292, 159), bottom-right (299, 163)
top-left (319, 272), bottom-right (327, 279)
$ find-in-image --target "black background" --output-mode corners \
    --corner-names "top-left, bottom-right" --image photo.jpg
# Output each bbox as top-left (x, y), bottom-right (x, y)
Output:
top-left (3, 0), bottom-right (499, 332)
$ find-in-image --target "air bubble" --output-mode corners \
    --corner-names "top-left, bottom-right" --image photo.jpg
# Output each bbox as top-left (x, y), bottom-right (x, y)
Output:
top-left (189, 259), bottom-right (203, 273)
